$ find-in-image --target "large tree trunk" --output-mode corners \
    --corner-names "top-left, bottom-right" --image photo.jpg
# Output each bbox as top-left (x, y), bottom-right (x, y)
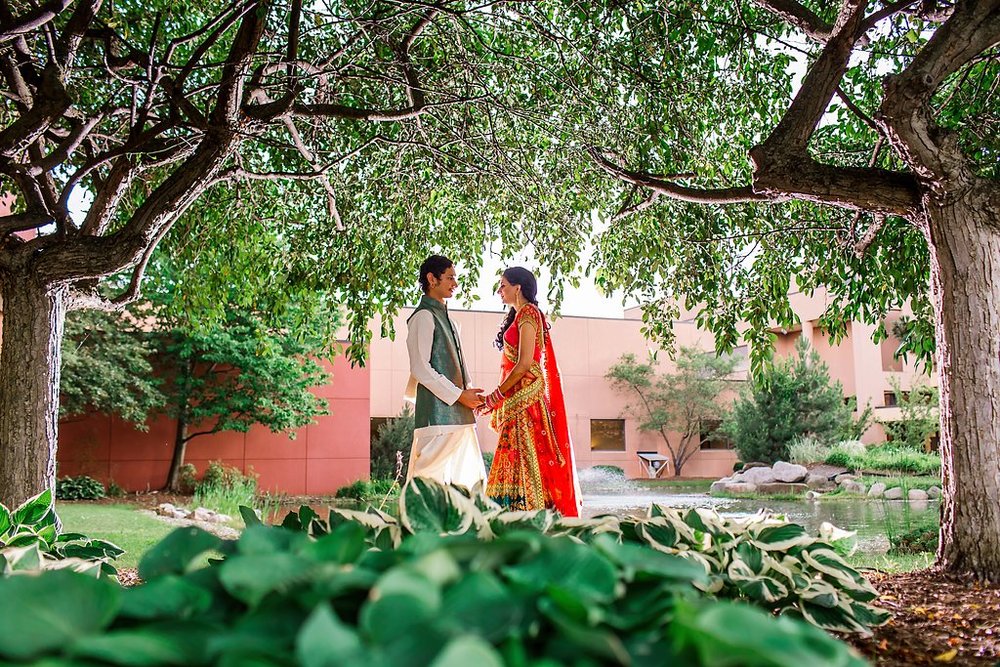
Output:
top-left (928, 191), bottom-right (1000, 579)
top-left (0, 275), bottom-right (65, 510)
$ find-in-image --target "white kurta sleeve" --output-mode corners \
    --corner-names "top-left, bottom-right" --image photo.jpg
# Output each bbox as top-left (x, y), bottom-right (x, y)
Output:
top-left (406, 309), bottom-right (464, 406)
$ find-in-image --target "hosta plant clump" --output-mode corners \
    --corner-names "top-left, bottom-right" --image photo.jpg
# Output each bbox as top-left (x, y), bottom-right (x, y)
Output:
top-left (0, 490), bottom-right (124, 577)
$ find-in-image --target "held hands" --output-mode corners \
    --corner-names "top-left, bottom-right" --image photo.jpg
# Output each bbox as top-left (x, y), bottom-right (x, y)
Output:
top-left (458, 388), bottom-right (485, 410)
top-left (475, 387), bottom-right (506, 416)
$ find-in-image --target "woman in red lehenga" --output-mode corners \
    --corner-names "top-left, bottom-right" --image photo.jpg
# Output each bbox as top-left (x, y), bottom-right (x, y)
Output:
top-left (479, 267), bottom-right (580, 517)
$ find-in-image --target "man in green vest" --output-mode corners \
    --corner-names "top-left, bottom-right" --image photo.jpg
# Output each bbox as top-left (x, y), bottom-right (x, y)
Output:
top-left (403, 255), bottom-right (488, 488)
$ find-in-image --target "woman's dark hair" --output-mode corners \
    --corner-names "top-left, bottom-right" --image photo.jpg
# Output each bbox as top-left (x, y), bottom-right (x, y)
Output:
top-left (494, 266), bottom-right (540, 350)
top-left (418, 255), bottom-right (453, 294)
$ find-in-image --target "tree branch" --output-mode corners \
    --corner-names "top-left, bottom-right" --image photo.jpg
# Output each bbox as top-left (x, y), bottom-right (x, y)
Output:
top-left (589, 148), bottom-right (778, 204)
top-left (750, 0), bottom-right (834, 42)
top-left (55, 0), bottom-right (101, 69)
top-left (0, 209), bottom-right (51, 235)
top-left (880, 0), bottom-right (1000, 183)
top-left (0, 0), bottom-right (72, 45)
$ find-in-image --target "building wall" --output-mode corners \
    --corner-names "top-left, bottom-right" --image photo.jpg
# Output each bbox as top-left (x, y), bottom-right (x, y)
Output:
top-left (56, 354), bottom-right (371, 495)
top-left (370, 307), bottom-right (740, 479)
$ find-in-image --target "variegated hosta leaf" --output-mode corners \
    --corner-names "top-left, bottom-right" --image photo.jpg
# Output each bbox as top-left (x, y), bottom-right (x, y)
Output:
top-left (648, 509), bottom-right (704, 546)
top-left (732, 574), bottom-right (789, 604)
top-left (798, 600), bottom-right (869, 634)
top-left (818, 522), bottom-right (859, 558)
top-left (551, 515), bottom-right (623, 542)
top-left (751, 524), bottom-right (815, 551)
top-left (800, 580), bottom-right (841, 608)
top-left (733, 542), bottom-right (765, 575)
top-left (400, 478), bottom-right (485, 536)
top-left (489, 510), bottom-right (557, 537)
top-left (799, 548), bottom-right (879, 601)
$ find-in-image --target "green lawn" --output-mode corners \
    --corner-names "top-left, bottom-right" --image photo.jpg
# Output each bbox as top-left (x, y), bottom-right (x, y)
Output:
top-left (57, 503), bottom-right (175, 570)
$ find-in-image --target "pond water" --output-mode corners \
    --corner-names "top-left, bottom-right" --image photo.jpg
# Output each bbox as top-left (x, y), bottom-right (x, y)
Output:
top-left (274, 469), bottom-right (939, 557)
top-left (578, 469), bottom-right (938, 555)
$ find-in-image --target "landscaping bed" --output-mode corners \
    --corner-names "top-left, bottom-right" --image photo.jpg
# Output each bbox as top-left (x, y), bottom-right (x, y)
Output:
top-left (847, 568), bottom-right (1000, 665)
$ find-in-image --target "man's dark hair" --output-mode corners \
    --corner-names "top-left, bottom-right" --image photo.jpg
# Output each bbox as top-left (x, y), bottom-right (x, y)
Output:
top-left (419, 255), bottom-right (453, 293)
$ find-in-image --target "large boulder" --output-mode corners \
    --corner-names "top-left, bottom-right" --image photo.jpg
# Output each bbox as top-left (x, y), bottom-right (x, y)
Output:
top-left (884, 486), bottom-right (905, 500)
top-left (927, 486), bottom-right (942, 499)
top-left (867, 482), bottom-right (887, 498)
top-left (724, 482), bottom-right (758, 495)
top-left (741, 462), bottom-right (770, 472)
top-left (835, 473), bottom-right (857, 485)
top-left (842, 480), bottom-right (866, 495)
top-left (908, 488), bottom-right (929, 502)
top-left (709, 480), bottom-right (730, 494)
top-left (741, 466), bottom-right (779, 485)
top-left (756, 482), bottom-right (809, 496)
top-left (806, 473), bottom-right (835, 491)
top-left (772, 461), bottom-right (808, 483)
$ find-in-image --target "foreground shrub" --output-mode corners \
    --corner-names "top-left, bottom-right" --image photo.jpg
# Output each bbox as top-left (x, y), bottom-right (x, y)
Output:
top-left (0, 499), bottom-right (866, 667)
top-left (0, 490), bottom-right (123, 576)
top-left (279, 478), bottom-right (889, 636)
top-left (56, 475), bottom-right (106, 501)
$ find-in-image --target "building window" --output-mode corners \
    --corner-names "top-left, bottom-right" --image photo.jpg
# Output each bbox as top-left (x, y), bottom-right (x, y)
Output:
top-left (699, 419), bottom-right (733, 450)
top-left (883, 391), bottom-right (910, 408)
top-left (591, 419), bottom-right (626, 451)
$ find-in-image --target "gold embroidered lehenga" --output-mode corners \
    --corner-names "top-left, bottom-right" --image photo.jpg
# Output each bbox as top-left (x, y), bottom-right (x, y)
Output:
top-left (485, 304), bottom-right (580, 516)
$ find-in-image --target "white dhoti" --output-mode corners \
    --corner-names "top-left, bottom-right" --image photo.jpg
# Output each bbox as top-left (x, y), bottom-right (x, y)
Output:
top-left (406, 424), bottom-right (486, 489)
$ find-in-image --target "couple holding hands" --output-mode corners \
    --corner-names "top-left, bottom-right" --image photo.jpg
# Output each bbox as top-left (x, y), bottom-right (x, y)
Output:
top-left (404, 255), bottom-right (580, 517)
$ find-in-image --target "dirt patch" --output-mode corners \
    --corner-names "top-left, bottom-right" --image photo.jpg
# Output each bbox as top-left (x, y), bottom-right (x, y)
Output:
top-left (847, 568), bottom-right (1000, 665)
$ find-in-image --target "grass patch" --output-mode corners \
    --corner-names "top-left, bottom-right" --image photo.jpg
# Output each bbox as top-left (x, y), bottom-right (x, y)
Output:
top-left (847, 551), bottom-right (935, 574)
top-left (56, 503), bottom-right (176, 570)
top-left (634, 478), bottom-right (714, 492)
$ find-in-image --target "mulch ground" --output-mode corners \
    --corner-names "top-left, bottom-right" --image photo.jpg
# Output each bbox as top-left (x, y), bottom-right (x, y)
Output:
top-left (847, 568), bottom-right (1000, 665)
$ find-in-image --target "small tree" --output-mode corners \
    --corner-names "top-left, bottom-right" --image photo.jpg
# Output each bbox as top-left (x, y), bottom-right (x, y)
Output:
top-left (882, 379), bottom-right (939, 453)
top-left (607, 348), bottom-right (737, 476)
top-left (723, 338), bottom-right (868, 464)
top-left (370, 407), bottom-right (415, 481)
top-left (59, 254), bottom-right (338, 491)
top-left (61, 310), bottom-right (164, 426)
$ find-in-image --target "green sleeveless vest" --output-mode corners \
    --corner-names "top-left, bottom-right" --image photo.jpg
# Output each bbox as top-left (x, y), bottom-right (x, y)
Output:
top-left (408, 296), bottom-right (476, 429)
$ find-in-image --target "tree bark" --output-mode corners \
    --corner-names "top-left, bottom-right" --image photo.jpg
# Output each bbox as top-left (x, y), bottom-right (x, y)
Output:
top-left (927, 189), bottom-right (1000, 579)
top-left (165, 417), bottom-right (188, 493)
top-left (0, 275), bottom-right (65, 510)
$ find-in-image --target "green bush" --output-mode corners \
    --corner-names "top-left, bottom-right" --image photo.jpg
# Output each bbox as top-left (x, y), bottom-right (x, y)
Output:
top-left (192, 461), bottom-right (259, 519)
top-left (888, 526), bottom-right (938, 555)
top-left (106, 481), bottom-right (126, 498)
top-left (723, 339), bottom-right (870, 464)
top-left (334, 478), bottom-right (398, 502)
top-left (0, 487), bottom-right (867, 667)
top-left (787, 435), bottom-right (831, 465)
top-left (55, 475), bottom-right (106, 501)
top-left (280, 478), bottom-right (889, 636)
top-left (1, 490), bottom-right (123, 577)
top-left (824, 445), bottom-right (940, 475)
top-left (370, 407), bottom-right (414, 480)
top-left (592, 464), bottom-right (626, 477)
